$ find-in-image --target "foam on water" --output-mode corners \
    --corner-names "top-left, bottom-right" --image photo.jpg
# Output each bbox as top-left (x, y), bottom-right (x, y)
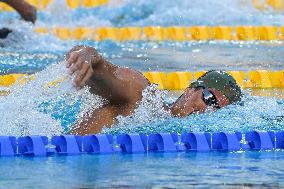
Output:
top-left (0, 61), bottom-right (105, 137)
top-left (113, 84), bottom-right (171, 129)
top-left (0, 19), bottom-right (75, 53)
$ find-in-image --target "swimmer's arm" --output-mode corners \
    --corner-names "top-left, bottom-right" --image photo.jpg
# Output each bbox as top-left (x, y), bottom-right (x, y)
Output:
top-left (2, 0), bottom-right (37, 23)
top-left (66, 46), bottom-right (150, 104)
top-left (69, 104), bottom-right (119, 135)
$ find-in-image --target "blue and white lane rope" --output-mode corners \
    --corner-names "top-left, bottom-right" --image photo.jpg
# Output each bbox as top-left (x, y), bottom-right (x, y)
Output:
top-left (0, 131), bottom-right (284, 157)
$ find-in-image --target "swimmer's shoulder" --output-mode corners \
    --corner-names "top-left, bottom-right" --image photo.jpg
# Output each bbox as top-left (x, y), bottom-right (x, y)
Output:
top-left (115, 67), bottom-right (151, 87)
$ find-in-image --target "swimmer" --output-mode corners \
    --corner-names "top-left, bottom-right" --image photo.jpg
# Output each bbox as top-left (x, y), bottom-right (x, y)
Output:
top-left (0, 0), bottom-right (37, 23)
top-left (66, 45), bottom-right (242, 135)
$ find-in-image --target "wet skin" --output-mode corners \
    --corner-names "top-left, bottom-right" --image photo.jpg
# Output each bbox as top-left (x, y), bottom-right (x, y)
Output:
top-left (171, 87), bottom-right (229, 117)
top-left (1, 0), bottom-right (37, 23)
top-left (66, 46), bottom-right (230, 135)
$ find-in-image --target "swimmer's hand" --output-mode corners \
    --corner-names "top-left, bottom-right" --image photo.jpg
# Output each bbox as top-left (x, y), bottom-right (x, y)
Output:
top-left (65, 46), bottom-right (103, 89)
top-left (20, 2), bottom-right (37, 23)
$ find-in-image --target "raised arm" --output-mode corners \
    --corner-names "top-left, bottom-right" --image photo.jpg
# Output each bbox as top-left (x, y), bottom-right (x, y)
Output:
top-left (66, 46), bottom-right (150, 135)
top-left (1, 0), bottom-right (37, 23)
top-left (66, 45), bottom-right (150, 105)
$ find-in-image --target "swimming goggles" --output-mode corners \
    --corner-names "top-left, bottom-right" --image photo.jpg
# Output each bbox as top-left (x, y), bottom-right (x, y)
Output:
top-left (201, 87), bottom-right (220, 109)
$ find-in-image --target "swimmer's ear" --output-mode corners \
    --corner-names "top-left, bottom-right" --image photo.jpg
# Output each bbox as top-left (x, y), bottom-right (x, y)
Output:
top-left (0, 28), bottom-right (12, 39)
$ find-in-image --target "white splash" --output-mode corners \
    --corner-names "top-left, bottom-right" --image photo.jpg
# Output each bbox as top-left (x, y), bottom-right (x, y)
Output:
top-left (0, 61), bottom-right (105, 137)
top-left (109, 84), bottom-right (171, 130)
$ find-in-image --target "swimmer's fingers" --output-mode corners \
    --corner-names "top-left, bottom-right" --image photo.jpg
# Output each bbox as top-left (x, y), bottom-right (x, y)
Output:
top-left (73, 60), bottom-right (93, 88)
top-left (73, 63), bottom-right (90, 88)
top-left (66, 51), bottom-right (79, 68)
top-left (79, 69), bottom-right (94, 88)
top-left (68, 56), bottom-right (86, 75)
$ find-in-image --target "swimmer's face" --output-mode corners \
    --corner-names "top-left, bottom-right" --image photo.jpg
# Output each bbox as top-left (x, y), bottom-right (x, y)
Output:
top-left (171, 87), bottom-right (230, 117)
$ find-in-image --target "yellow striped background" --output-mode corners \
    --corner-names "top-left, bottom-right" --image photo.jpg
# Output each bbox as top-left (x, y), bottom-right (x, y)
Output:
top-left (34, 26), bottom-right (284, 41)
top-left (1, 70), bottom-right (284, 90)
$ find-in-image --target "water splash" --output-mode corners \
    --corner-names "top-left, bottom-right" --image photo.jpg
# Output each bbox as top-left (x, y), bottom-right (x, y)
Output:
top-left (0, 0), bottom-right (278, 28)
top-left (0, 61), bottom-right (283, 136)
top-left (0, 61), bottom-right (105, 137)
top-left (103, 90), bottom-right (284, 135)
top-left (0, 0), bottom-right (284, 136)
top-left (108, 84), bottom-right (171, 131)
top-left (0, 20), bottom-right (73, 53)
top-left (38, 0), bottom-right (112, 28)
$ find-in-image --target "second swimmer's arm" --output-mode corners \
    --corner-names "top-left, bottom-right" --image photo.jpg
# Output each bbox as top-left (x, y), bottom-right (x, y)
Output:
top-left (1, 0), bottom-right (37, 23)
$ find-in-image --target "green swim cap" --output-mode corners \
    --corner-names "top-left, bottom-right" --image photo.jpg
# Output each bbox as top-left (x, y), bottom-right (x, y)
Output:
top-left (190, 70), bottom-right (242, 104)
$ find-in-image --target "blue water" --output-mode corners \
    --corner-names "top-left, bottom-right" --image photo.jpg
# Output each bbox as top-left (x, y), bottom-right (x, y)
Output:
top-left (3, 42), bottom-right (284, 135)
top-left (1, 0), bottom-right (284, 187)
top-left (1, 41), bottom-right (284, 74)
top-left (4, 0), bottom-right (284, 26)
top-left (0, 151), bottom-right (284, 188)
top-left (27, 0), bottom-right (284, 26)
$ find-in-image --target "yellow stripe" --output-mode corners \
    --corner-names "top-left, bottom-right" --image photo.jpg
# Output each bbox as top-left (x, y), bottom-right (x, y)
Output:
top-left (253, 0), bottom-right (284, 11)
top-left (35, 26), bottom-right (284, 41)
top-left (1, 70), bottom-right (284, 90)
top-left (146, 70), bottom-right (284, 90)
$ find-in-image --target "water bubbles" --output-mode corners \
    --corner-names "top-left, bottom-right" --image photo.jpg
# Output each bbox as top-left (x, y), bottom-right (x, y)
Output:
top-left (102, 84), bottom-right (171, 134)
top-left (103, 90), bottom-right (284, 135)
top-left (192, 49), bottom-right (201, 53)
top-left (0, 61), bottom-right (105, 137)
top-left (0, 0), bottom-right (284, 137)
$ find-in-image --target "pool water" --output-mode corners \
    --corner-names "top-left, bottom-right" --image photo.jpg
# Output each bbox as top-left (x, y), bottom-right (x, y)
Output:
top-left (1, 41), bottom-right (284, 136)
top-left (0, 151), bottom-right (284, 188)
top-left (1, 41), bottom-right (284, 74)
top-left (1, 0), bottom-right (284, 187)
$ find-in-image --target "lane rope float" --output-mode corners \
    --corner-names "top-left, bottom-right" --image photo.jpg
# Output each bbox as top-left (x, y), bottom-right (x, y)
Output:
top-left (0, 131), bottom-right (283, 156)
top-left (34, 26), bottom-right (284, 41)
